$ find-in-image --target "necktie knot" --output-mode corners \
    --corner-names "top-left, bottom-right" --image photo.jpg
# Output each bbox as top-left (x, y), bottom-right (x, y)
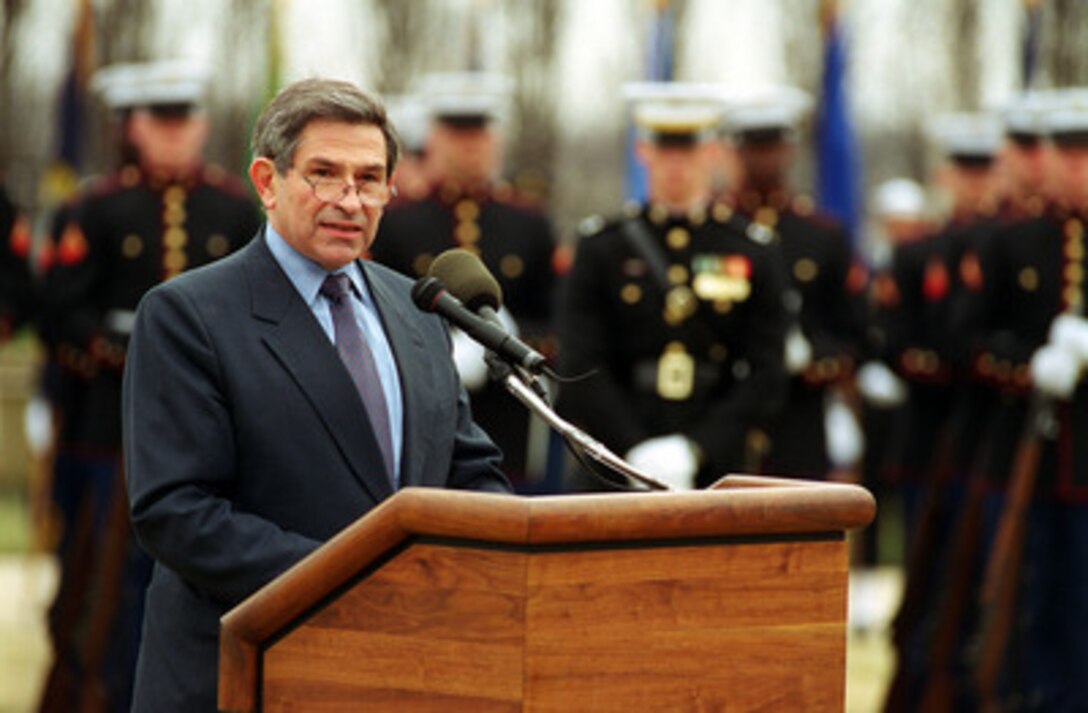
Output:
top-left (320, 273), bottom-right (352, 304)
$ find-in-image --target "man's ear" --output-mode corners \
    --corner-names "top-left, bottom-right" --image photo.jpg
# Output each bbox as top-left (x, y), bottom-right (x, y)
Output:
top-left (249, 158), bottom-right (278, 211)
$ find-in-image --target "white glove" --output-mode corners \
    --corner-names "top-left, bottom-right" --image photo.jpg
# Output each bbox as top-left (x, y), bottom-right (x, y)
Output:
top-left (492, 305), bottom-right (521, 335)
top-left (1030, 343), bottom-right (1081, 400)
top-left (1050, 313), bottom-right (1088, 366)
top-left (451, 307), bottom-right (522, 392)
top-left (825, 394), bottom-right (864, 467)
top-left (451, 328), bottom-right (489, 391)
top-left (856, 360), bottom-right (907, 408)
top-left (23, 395), bottom-right (54, 456)
top-left (784, 327), bottom-right (813, 375)
top-left (625, 434), bottom-right (699, 490)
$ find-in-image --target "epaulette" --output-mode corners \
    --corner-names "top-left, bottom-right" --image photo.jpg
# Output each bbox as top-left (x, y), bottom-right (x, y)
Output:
top-left (744, 219), bottom-right (777, 245)
top-left (789, 194), bottom-right (844, 229)
top-left (577, 214), bottom-right (608, 238)
top-left (713, 202), bottom-right (777, 245)
top-left (84, 167), bottom-right (139, 198)
top-left (201, 164), bottom-right (251, 198)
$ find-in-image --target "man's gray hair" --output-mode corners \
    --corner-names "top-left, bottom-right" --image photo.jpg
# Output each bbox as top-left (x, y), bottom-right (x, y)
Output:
top-left (251, 78), bottom-right (400, 175)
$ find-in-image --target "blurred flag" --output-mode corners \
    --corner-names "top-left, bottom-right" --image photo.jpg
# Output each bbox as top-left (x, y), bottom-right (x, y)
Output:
top-left (40, 0), bottom-right (96, 209)
top-left (815, 1), bottom-right (862, 246)
top-left (626, 0), bottom-right (676, 201)
top-left (1022, 0), bottom-right (1042, 88)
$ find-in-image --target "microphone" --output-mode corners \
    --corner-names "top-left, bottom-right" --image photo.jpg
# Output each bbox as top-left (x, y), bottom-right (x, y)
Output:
top-left (411, 264), bottom-right (548, 373)
top-left (425, 249), bottom-right (513, 334)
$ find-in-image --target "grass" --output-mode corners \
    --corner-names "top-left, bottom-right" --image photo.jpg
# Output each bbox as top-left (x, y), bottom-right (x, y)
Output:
top-left (0, 491), bottom-right (31, 554)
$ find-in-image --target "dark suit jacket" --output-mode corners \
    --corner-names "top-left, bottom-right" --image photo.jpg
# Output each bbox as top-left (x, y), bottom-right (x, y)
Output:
top-left (123, 231), bottom-right (510, 711)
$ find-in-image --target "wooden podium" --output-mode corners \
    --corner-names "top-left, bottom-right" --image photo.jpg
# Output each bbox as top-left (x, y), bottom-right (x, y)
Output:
top-left (219, 475), bottom-right (875, 712)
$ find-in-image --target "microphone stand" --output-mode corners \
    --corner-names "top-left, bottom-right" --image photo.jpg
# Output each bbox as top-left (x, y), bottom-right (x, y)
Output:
top-left (484, 354), bottom-right (671, 492)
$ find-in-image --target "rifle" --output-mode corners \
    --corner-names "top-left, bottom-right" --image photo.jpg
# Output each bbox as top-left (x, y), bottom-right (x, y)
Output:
top-left (38, 484), bottom-right (99, 713)
top-left (973, 395), bottom-right (1054, 711)
top-left (75, 464), bottom-right (132, 713)
top-left (917, 469), bottom-right (988, 712)
top-left (38, 463), bottom-right (133, 713)
top-left (882, 426), bottom-right (957, 713)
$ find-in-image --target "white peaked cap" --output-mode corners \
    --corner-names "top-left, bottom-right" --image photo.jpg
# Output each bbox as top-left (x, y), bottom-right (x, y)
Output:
top-left (871, 178), bottom-right (927, 218)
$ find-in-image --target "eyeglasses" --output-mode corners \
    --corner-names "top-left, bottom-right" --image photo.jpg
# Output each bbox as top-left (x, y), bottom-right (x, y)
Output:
top-left (298, 172), bottom-right (397, 207)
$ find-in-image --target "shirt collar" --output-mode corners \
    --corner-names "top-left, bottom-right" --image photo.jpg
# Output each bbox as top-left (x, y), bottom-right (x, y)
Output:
top-left (264, 224), bottom-right (367, 306)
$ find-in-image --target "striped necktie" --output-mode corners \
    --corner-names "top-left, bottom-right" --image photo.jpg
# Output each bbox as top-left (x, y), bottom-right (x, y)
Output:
top-left (320, 273), bottom-right (396, 485)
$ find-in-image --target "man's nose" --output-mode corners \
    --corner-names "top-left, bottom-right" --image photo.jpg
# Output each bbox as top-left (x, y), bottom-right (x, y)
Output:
top-left (335, 183), bottom-right (365, 210)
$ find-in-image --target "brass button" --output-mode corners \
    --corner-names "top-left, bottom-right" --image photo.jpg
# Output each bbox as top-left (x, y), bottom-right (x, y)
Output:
top-left (1065, 262), bottom-right (1084, 285)
top-left (455, 222), bottom-right (480, 245)
top-left (206, 234), bottom-right (229, 258)
top-left (500, 254), bottom-right (524, 279)
top-left (455, 200), bottom-right (479, 222)
top-left (667, 264), bottom-right (689, 285)
top-left (754, 207), bottom-right (778, 228)
top-left (163, 227), bottom-right (188, 250)
top-left (121, 234), bottom-right (144, 259)
top-left (1018, 267), bottom-right (1038, 292)
top-left (163, 205), bottom-right (186, 225)
top-left (666, 227), bottom-right (690, 250)
top-left (412, 253), bottom-right (433, 277)
top-left (163, 250), bottom-right (188, 273)
top-left (164, 185), bottom-right (187, 205)
top-left (712, 203), bottom-right (733, 223)
top-left (793, 258), bottom-right (819, 283)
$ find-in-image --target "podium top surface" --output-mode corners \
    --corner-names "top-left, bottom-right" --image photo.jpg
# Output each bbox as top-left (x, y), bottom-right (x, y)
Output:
top-left (222, 475), bottom-right (874, 644)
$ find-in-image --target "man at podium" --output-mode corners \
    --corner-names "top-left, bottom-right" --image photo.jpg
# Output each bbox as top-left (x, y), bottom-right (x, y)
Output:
top-left (122, 78), bottom-right (511, 712)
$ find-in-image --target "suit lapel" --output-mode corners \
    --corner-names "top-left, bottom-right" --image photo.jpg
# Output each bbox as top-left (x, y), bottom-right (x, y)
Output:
top-left (243, 236), bottom-right (394, 502)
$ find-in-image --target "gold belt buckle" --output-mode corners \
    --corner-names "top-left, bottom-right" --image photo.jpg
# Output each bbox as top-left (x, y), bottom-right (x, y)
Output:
top-left (657, 342), bottom-right (695, 401)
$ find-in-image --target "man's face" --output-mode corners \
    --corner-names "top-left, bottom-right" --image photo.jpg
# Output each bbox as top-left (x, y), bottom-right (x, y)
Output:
top-left (128, 108), bottom-right (208, 176)
top-left (938, 163), bottom-right (998, 212)
top-left (427, 123), bottom-right (500, 184)
top-left (1000, 139), bottom-right (1052, 197)
top-left (637, 141), bottom-right (717, 206)
top-left (249, 119), bottom-right (391, 271)
top-left (1054, 145), bottom-right (1088, 208)
top-left (737, 140), bottom-right (794, 191)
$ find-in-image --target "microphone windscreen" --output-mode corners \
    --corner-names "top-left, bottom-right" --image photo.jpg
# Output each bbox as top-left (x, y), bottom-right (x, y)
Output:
top-left (427, 249), bottom-right (503, 311)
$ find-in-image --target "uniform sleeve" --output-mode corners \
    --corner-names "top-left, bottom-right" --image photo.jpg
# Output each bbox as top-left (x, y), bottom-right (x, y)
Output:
top-left (0, 189), bottom-right (33, 336)
top-left (556, 237), bottom-right (650, 455)
top-left (803, 227), bottom-right (867, 377)
top-left (958, 226), bottom-right (1036, 393)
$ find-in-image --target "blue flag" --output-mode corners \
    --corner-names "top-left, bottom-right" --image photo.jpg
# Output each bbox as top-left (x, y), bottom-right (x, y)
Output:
top-left (41, 0), bottom-right (95, 207)
top-left (815, 15), bottom-right (862, 246)
top-left (626, 1), bottom-right (675, 201)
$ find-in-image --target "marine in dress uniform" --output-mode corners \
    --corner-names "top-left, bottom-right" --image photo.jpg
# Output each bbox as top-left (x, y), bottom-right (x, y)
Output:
top-left (557, 83), bottom-right (788, 490)
top-left (0, 181), bottom-right (34, 341)
top-left (850, 178), bottom-right (928, 632)
top-left (958, 90), bottom-right (1088, 711)
top-left (37, 61), bottom-right (261, 713)
top-left (724, 86), bottom-right (867, 480)
top-left (879, 113), bottom-right (1005, 528)
top-left (385, 93), bottom-right (433, 202)
top-left (879, 112), bottom-right (1008, 712)
top-left (371, 72), bottom-right (558, 488)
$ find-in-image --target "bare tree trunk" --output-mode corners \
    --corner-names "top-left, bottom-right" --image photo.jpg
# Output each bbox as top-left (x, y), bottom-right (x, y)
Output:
top-left (0, 0), bottom-right (27, 172)
top-left (1045, 0), bottom-right (1088, 86)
